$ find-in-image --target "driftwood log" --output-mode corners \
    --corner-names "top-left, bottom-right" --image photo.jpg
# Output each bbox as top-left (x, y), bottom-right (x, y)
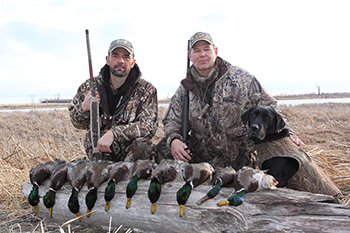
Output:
top-left (22, 179), bottom-right (350, 233)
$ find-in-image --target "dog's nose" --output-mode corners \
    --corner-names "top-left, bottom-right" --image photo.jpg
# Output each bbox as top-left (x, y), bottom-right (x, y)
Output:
top-left (251, 124), bottom-right (259, 132)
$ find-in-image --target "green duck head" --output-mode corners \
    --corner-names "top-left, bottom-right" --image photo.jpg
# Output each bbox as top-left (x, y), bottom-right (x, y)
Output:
top-left (176, 181), bottom-right (193, 217)
top-left (196, 178), bottom-right (222, 206)
top-left (217, 189), bottom-right (246, 207)
top-left (68, 188), bottom-right (82, 221)
top-left (85, 188), bottom-right (98, 218)
top-left (148, 177), bottom-right (161, 214)
top-left (125, 175), bottom-right (139, 209)
top-left (104, 179), bottom-right (116, 212)
top-left (28, 183), bottom-right (40, 215)
top-left (43, 189), bottom-right (56, 217)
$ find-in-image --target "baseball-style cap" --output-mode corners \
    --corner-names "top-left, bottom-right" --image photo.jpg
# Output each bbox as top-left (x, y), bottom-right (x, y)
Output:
top-left (108, 39), bottom-right (134, 56)
top-left (189, 32), bottom-right (215, 49)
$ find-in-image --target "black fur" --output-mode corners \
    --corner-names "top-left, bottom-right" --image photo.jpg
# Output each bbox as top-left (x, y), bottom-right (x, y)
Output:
top-left (241, 106), bottom-right (299, 187)
top-left (241, 105), bottom-right (290, 144)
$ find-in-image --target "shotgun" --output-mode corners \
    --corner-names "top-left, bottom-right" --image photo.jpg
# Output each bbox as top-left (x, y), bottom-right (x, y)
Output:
top-left (182, 40), bottom-right (190, 144)
top-left (85, 29), bottom-right (101, 160)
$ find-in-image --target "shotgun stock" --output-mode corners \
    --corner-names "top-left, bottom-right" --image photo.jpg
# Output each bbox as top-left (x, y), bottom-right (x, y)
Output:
top-left (85, 29), bottom-right (101, 160)
top-left (182, 40), bottom-right (190, 144)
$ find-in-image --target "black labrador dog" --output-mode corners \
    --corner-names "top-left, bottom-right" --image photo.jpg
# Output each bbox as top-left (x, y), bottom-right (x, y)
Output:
top-left (241, 106), bottom-right (299, 187)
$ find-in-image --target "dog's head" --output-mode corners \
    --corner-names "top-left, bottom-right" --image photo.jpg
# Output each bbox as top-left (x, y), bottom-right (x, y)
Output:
top-left (241, 106), bottom-right (286, 141)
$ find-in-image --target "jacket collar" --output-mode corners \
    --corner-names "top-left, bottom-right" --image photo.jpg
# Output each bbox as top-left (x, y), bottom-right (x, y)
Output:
top-left (181, 56), bottom-right (227, 95)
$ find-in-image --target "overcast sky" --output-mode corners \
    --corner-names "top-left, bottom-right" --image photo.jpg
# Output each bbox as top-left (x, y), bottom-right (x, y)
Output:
top-left (1, 0), bottom-right (349, 104)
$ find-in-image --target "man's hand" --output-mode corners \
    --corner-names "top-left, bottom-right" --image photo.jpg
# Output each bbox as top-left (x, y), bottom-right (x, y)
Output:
top-left (97, 130), bottom-right (114, 153)
top-left (289, 134), bottom-right (304, 149)
top-left (81, 90), bottom-right (101, 112)
top-left (171, 139), bottom-right (192, 162)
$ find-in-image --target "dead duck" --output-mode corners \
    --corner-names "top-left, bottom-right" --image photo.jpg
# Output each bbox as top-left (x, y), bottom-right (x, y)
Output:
top-left (177, 162), bottom-right (214, 217)
top-left (28, 158), bottom-right (66, 215)
top-left (217, 166), bottom-right (278, 207)
top-left (67, 157), bottom-right (93, 221)
top-left (85, 160), bottom-right (111, 218)
top-left (42, 162), bottom-right (68, 217)
top-left (197, 166), bottom-right (236, 205)
top-left (126, 160), bottom-right (156, 209)
top-left (104, 161), bottom-right (133, 211)
top-left (148, 159), bottom-right (186, 214)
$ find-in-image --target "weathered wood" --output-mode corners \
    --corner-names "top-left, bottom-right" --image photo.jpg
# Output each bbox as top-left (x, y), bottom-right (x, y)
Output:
top-left (22, 180), bottom-right (350, 233)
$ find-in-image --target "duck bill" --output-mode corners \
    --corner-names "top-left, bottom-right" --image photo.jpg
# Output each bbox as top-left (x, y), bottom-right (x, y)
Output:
top-left (33, 205), bottom-right (39, 215)
top-left (150, 203), bottom-right (157, 214)
top-left (105, 201), bottom-right (111, 212)
top-left (76, 212), bottom-right (82, 222)
top-left (179, 204), bottom-right (185, 217)
top-left (86, 209), bottom-right (92, 218)
top-left (196, 195), bottom-right (209, 206)
top-left (48, 208), bottom-right (53, 218)
top-left (217, 200), bottom-right (230, 207)
top-left (126, 198), bottom-right (132, 209)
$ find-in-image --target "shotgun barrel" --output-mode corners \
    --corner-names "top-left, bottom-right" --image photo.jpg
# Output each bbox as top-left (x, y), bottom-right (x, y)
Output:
top-left (182, 40), bottom-right (190, 144)
top-left (85, 29), bottom-right (101, 160)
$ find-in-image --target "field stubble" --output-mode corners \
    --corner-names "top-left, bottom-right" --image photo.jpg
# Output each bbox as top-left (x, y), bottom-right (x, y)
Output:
top-left (0, 103), bottom-right (349, 232)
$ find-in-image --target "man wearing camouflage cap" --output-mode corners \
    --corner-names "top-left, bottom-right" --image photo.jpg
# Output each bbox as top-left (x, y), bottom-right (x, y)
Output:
top-left (157, 32), bottom-right (341, 199)
top-left (69, 38), bottom-right (158, 162)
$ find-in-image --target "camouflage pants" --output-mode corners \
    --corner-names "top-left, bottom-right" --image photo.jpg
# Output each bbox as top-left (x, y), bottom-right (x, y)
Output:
top-left (86, 137), bottom-right (155, 162)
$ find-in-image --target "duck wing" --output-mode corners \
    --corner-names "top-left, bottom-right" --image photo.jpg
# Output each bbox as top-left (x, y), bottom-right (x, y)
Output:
top-left (213, 167), bottom-right (236, 187)
top-left (107, 161), bottom-right (133, 183)
top-left (132, 160), bottom-right (156, 180)
top-left (185, 162), bottom-right (214, 188)
top-left (67, 158), bottom-right (93, 191)
top-left (152, 159), bottom-right (184, 184)
top-left (86, 161), bottom-right (111, 190)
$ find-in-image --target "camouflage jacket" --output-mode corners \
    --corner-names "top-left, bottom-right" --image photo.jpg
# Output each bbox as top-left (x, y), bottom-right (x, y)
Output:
top-left (69, 63), bottom-right (158, 153)
top-left (163, 57), bottom-right (285, 167)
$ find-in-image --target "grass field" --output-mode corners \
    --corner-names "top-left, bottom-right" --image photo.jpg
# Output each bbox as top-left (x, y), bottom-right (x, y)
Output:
top-left (0, 103), bottom-right (349, 232)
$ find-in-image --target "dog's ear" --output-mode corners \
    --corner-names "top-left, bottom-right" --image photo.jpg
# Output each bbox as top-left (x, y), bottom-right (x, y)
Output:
top-left (241, 108), bottom-right (251, 125)
top-left (270, 107), bottom-right (286, 133)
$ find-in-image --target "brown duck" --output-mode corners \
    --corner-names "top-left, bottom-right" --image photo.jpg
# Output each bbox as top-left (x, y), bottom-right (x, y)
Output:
top-left (104, 161), bottom-right (134, 211)
top-left (148, 159), bottom-right (186, 214)
top-left (28, 158), bottom-right (66, 215)
top-left (176, 162), bottom-right (214, 217)
top-left (197, 166), bottom-right (236, 205)
top-left (67, 157), bottom-right (93, 221)
top-left (217, 166), bottom-right (278, 207)
top-left (85, 160), bottom-right (111, 218)
top-left (125, 160), bottom-right (156, 209)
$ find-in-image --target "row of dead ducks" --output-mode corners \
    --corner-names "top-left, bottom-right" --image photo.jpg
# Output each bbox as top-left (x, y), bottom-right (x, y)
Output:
top-left (28, 157), bottom-right (278, 221)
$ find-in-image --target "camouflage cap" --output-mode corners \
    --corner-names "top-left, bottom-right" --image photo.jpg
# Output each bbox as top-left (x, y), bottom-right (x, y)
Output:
top-left (108, 39), bottom-right (135, 56)
top-left (189, 32), bottom-right (214, 49)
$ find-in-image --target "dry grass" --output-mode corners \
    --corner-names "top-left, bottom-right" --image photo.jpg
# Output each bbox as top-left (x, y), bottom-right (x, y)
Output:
top-left (0, 103), bottom-right (349, 231)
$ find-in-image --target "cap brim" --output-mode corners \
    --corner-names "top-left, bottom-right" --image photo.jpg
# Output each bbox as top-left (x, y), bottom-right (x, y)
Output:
top-left (109, 46), bottom-right (133, 55)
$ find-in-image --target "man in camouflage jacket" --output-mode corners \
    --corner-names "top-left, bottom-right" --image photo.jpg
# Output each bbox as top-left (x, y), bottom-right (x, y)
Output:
top-left (157, 32), bottom-right (341, 198)
top-left (159, 32), bottom-right (297, 169)
top-left (69, 39), bottom-right (158, 162)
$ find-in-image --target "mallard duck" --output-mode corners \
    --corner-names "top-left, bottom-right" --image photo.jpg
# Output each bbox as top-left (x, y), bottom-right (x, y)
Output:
top-left (42, 162), bottom-right (68, 217)
top-left (217, 166), bottom-right (278, 207)
top-left (197, 166), bottom-right (236, 205)
top-left (104, 161), bottom-right (133, 211)
top-left (85, 160), bottom-right (111, 218)
top-left (28, 158), bottom-right (66, 215)
top-left (176, 162), bottom-right (214, 217)
top-left (67, 157), bottom-right (93, 221)
top-left (148, 159), bottom-right (186, 214)
top-left (125, 160), bottom-right (156, 209)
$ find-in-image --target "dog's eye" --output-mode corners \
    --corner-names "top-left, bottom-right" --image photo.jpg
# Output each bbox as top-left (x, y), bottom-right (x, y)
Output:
top-left (264, 116), bottom-right (271, 120)
top-left (251, 113), bottom-right (256, 118)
